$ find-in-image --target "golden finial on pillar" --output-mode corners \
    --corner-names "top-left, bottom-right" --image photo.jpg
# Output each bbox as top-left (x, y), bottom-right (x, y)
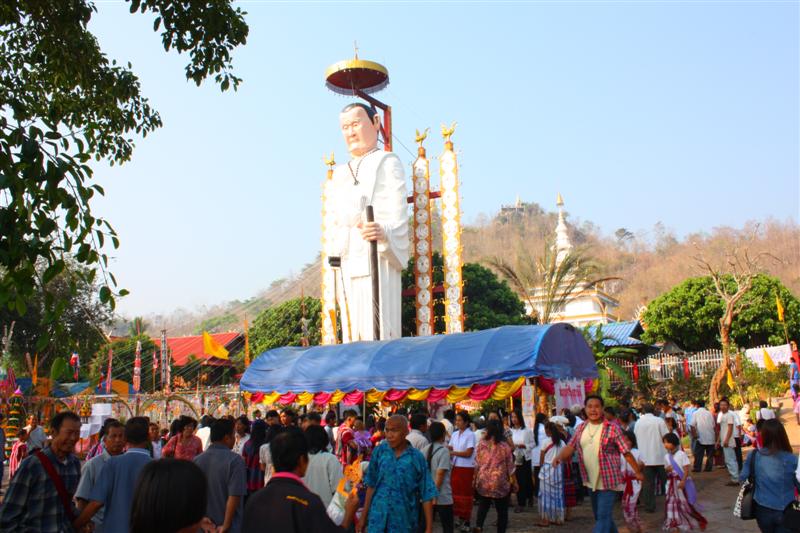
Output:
top-left (324, 152), bottom-right (335, 181)
top-left (441, 122), bottom-right (457, 148)
top-left (415, 128), bottom-right (429, 156)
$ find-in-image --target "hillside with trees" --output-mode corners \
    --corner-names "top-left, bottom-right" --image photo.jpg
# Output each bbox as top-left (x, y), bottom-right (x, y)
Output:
top-left (138, 201), bottom-right (799, 340)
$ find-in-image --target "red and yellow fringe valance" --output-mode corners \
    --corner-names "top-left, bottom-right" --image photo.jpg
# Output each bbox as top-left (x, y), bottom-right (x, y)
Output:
top-left (246, 376), bottom-right (528, 406)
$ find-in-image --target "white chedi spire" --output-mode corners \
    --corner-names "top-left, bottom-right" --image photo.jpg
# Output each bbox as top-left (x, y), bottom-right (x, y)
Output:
top-left (555, 193), bottom-right (572, 266)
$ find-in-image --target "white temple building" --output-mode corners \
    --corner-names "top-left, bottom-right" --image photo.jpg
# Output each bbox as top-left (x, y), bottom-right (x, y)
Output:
top-left (525, 194), bottom-right (620, 327)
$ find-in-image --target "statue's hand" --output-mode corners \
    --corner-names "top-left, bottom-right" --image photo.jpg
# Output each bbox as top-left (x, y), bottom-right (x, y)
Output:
top-left (358, 221), bottom-right (384, 242)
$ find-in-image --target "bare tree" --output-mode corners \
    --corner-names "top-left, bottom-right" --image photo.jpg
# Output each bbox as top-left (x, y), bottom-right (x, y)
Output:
top-left (694, 227), bottom-right (774, 406)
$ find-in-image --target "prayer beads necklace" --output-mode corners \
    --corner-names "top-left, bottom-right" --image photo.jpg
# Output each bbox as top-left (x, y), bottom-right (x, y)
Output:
top-left (347, 148), bottom-right (379, 185)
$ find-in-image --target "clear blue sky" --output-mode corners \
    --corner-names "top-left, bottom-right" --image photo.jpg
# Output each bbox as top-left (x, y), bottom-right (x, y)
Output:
top-left (87, 1), bottom-right (799, 317)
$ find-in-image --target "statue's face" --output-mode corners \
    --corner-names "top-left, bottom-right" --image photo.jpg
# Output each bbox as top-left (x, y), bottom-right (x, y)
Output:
top-left (340, 106), bottom-right (379, 157)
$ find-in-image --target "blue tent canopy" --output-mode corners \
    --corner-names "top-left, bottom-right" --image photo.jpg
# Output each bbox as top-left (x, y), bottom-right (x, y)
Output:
top-left (241, 324), bottom-right (597, 393)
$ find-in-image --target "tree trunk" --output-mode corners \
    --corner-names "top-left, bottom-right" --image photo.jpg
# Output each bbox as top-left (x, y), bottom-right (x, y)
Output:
top-left (709, 314), bottom-right (733, 407)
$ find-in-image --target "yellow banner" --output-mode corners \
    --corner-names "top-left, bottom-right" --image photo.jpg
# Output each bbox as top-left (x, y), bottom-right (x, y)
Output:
top-left (202, 331), bottom-right (229, 360)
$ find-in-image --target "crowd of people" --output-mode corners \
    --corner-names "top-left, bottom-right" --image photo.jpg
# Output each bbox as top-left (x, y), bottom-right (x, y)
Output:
top-left (0, 394), bottom-right (796, 533)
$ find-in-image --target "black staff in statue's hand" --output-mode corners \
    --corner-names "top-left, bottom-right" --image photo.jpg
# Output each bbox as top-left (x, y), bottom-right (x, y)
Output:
top-left (366, 205), bottom-right (381, 341)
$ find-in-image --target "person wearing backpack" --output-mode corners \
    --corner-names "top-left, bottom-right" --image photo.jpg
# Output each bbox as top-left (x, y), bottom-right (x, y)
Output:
top-left (421, 422), bottom-right (453, 533)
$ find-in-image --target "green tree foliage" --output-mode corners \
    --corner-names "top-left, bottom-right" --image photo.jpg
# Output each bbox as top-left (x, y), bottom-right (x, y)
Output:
top-left (90, 335), bottom-right (159, 391)
top-left (0, 262), bottom-right (112, 368)
top-left (642, 274), bottom-right (799, 351)
top-left (0, 1), bottom-right (248, 346)
top-left (580, 324), bottom-right (637, 400)
top-left (402, 252), bottom-right (528, 336)
top-left (249, 297), bottom-right (321, 356)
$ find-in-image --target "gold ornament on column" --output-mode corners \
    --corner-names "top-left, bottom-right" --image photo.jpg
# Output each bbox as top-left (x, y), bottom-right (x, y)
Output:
top-left (412, 128), bottom-right (434, 336)
top-left (320, 153), bottom-right (338, 345)
top-left (439, 123), bottom-right (465, 333)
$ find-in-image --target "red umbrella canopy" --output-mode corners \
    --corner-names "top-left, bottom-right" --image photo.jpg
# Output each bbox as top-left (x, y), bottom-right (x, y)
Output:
top-left (325, 58), bottom-right (389, 96)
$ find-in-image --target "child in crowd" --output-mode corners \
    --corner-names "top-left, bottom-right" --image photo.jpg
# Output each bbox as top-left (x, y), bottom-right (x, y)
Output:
top-left (741, 416), bottom-right (758, 447)
top-left (663, 433), bottom-right (707, 533)
top-left (537, 422), bottom-right (565, 527)
top-left (665, 416), bottom-right (681, 441)
top-left (621, 430), bottom-right (644, 533)
top-left (8, 429), bottom-right (28, 480)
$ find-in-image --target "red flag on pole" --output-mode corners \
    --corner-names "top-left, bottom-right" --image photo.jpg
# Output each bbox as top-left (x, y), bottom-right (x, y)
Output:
top-left (632, 362), bottom-right (639, 383)
top-left (165, 348), bottom-right (171, 393)
top-left (133, 341), bottom-right (142, 392)
top-left (683, 358), bottom-right (691, 380)
top-left (105, 347), bottom-right (113, 394)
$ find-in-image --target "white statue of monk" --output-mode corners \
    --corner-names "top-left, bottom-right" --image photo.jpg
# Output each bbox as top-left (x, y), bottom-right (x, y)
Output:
top-left (326, 103), bottom-right (409, 342)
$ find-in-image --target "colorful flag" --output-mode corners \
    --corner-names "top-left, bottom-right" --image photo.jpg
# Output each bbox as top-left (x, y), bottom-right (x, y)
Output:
top-left (777, 293), bottom-right (785, 322)
top-left (244, 319), bottom-right (250, 367)
top-left (70, 352), bottom-right (80, 380)
top-left (763, 348), bottom-right (778, 372)
top-left (32, 353), bottom-right (38, 386)
top-left (202, 331), bottom-right (229, 360)
top-left (105, 347), bottom-right (113, 394)
top-left (133, 340), bottom-right (142, 392)
top-left (726, 369), bottom-right (735, 389)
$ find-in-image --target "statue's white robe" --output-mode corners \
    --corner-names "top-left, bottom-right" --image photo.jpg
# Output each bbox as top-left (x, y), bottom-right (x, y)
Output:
top-left (326, 151), bottom-right (409, 342)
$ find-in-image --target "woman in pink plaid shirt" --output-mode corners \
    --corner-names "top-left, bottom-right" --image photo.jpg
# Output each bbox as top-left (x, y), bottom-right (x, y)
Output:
top-left (553, 394), bottom-right (644, 533)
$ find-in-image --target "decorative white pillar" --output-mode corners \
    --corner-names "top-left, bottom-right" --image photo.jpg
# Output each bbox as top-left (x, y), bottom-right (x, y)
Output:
top-left (412, 130), bottom-right (434, 336)
top-left (439, 123), bottom-right (465, 334)
top-left (320, 154), bottom-right (338, 345)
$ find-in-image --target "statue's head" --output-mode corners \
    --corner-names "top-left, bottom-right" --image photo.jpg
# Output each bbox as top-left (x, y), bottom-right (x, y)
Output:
top-left (340, 103), bottom-right (380, 157)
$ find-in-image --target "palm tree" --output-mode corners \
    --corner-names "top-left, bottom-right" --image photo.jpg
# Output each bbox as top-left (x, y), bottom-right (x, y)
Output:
top-left (581, 324), bottom-right (638, 399)
top-left (127, 317), bottom-right (149, 337)
top-left (488, 243), bottom-right (617, 324)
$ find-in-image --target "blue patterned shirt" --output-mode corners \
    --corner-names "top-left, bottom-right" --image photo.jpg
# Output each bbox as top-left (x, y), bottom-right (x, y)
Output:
top-left (0, 446), bottom-right (81, 533)
top-left (364, 440), bottom-right (437, 533)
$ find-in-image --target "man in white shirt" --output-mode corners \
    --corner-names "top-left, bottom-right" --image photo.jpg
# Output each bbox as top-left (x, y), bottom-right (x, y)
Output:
top-left (634, 403), bottom-right (669, 513)
top-left (716, 398), bottom-right (740, 485)
top-left (148, 422), bottom-right (162, 459)
top-left (407, 413), bottom-right (429, 451)
top-left (689, 399), bottom-right (716, 472)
